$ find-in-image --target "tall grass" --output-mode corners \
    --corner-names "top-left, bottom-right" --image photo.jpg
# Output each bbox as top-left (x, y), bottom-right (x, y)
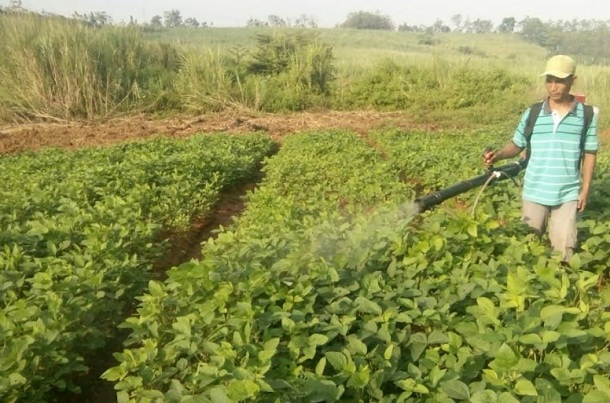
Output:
top-left (1, 15), bottom-right (610, 128)
top-left (0, 12), bottom-right (180, 122)
top-left (175, 48), bottom-right (244, 112)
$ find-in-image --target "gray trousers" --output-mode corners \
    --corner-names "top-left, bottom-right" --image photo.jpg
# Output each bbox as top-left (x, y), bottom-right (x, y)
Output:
top-left (522, 200), bottom-right (578, 261)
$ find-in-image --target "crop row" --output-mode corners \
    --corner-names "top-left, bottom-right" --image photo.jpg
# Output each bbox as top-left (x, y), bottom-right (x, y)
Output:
top-left (0, 133), bottom-right (275, 402)
top-left (106, 129), bottom-right (610, 402)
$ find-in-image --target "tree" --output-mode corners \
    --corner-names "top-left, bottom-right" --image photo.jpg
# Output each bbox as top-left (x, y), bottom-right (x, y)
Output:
top-left (397, 23), bottom-right (424, 32)
top-left (150, 15), bottom-right (163, 28)
top-left (431, 19), bottom-right (451, 33)
top-left (267, 15), bottom-right (287, 27)
top-left (519, 17), bottom-right (555, 46)
top-left (294, 14), bottom-right (318, 28)
top-left (497, 17), bottom-right (516, 33)
top-left (451, 14), bottom-right (464, 33)
top-left (246, 18), bottom-right (268, 27)
top-left (163, 9), bottom-right (183, 28)
top-left (4, 0), bottom-right (25, 12)
top-left (184, 17), bottom-right (200, 28)
top-left (470, 19), bottom-right (493, 34)
top-left (73, 11), bottom-right (112, 27)
top-left (339, 11), bottom-right (394, 30)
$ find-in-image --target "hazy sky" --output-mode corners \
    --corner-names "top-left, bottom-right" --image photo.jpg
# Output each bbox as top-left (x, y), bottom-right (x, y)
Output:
top-left (11, 0), bottom-right (610, 27)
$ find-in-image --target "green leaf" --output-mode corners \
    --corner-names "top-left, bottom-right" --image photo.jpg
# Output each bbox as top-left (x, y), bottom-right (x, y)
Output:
top-left (308, 334), bottom-right (329, 346)
top-left (315, 357), bottom-right (326, 376)
top-left (264, 337), bottom-right (280, 352)
top-left (353, 296), bottom-right (382, 315)
top-left (541, 331), bottom-right (561, 343)
top-left (395, 378), bottom-right (417, 392)
top-left (148, 280), bottom-right (165, 297)
top-left (519, 334), bottom-right (542, 345)
top-left (491, 343), bottom-right (519, 371)
top-left (429, 366), bottom-right (446, 386)
top-left (535, 378), bottom-right (562, 403)
top-left (8, 372), bottom-right (27, 386)
top-left (413, 383), bottom-right (430, 394)
top-left (117, 391), bottom-right (130, 403)
top-left (209, 387), bottom-right (233, 403)
top-left (514, 379), bottom-right (538, 396)
top-left (227, 379), bottom-right (260, 401)
top-left (303, 379), bottom-right (343, 401)
top-left (428, 330), bottom-right (449, 345)
top-left (409, 333), bottom-right (427, 361)
top-left (140, 390), bottom-right (164, 399)
top-left (467, 223), bottom-right (478, 237)
top-left (471, 390), bottom-right (498, 403)
top-left (326, 351), bottom-right (349, 371)
top-left (259, 338), bottom-right (280, 362)
top-left (497, 392), bottom-right (520, 403)
top-left (593, 374), bottom-right (610, 395)
top-left (583, 390), bottom-right (610, 403)
top-left (477, 297), bottom-right (496, 315)
top-left (540, 305), bottom-right (565, 328)
top-left (346, 335), bottom-right (367, 355)
top-left (101, 366), bottom-right (125, 382)
top-left (347, 365), bottom-right (370, 388)
top-left (440, 379), bottom-right (470, 400)
top-left (281, 317), bottom-right (295, 332)
top-left (384, 344), bottom-right (394, 360)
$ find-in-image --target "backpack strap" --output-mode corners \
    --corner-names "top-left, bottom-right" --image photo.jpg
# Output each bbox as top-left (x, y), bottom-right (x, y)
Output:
top-left (523, 101), bottom-right (543, 165)
top-left (578, 104), bottom-right (594, 167)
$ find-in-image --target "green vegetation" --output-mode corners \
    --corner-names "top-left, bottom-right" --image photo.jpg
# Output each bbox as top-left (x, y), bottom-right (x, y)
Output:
top-left (101, 130), bottom-right (610, 402)
top-left (2, 10), bottom-right (610, 128)
top-left (0, 12), bottom-right (180, 121)
top-left (2, 6), bottom-right (610, 403)
top-left (0, 134), bottom-right (275, 402)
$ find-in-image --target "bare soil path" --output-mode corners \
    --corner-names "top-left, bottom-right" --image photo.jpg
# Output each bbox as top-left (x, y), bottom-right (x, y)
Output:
top-left (0, 110), bottom-right (428, 154)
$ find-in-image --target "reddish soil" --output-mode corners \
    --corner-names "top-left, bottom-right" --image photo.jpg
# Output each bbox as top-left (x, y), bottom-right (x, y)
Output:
top-left (0, 110), bottom-right (426, 154)
top-left (151, 179), bottom-right (259, 279)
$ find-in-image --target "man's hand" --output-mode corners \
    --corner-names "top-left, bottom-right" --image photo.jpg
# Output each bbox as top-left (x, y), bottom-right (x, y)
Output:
top-left (578, 189), bottom-right (589, 212)
top-left (483, 149), bottom-right (496, 168)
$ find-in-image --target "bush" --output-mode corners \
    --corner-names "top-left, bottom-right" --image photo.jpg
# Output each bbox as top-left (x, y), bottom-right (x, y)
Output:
top-left (175, 31), bottom-right (336, 113)
top-left (339, 11), bottom-right (395, 30)
top-left (334, 60), bottom-right (438, 110)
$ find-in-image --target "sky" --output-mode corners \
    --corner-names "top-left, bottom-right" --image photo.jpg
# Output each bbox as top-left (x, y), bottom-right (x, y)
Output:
top-left (9, 0), bottom-right (610, 28)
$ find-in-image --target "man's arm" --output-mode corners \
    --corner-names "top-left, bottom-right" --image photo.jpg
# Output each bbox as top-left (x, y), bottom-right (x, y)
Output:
top-left (579, 152), bottom-right (597, 212)
top-left (483, 142), bottom-right (523, 167)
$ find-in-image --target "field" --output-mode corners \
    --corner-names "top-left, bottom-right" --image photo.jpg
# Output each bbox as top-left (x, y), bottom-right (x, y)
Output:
top-left (2, 115), bottom-right (610, 402)
top-left (2, 16), bottom-right (610, 403)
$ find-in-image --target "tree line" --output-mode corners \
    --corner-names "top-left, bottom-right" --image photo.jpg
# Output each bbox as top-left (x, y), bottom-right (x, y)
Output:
top-left (2, 1), bottom-right (609, 63)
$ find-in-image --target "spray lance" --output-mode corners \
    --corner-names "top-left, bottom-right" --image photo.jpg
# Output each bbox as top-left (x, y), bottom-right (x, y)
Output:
top-left (413, 146), bottom-right (527, 214)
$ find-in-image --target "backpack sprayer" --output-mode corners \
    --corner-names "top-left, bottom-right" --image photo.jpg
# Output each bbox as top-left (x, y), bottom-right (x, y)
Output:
top-left (413, 147), bottom-right (527, 214)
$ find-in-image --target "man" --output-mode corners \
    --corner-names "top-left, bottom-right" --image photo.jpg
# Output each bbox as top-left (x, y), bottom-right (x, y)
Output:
top-left (483, 54), bottom-right (599, 261)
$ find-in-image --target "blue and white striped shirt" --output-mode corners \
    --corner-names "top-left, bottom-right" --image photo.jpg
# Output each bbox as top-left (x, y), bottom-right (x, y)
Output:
top-left (512, 100), bottom-right (599, 206)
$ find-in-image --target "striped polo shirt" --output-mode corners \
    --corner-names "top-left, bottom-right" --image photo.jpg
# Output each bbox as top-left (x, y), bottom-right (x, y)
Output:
top-left (512, 99), bottom-right (599, 206)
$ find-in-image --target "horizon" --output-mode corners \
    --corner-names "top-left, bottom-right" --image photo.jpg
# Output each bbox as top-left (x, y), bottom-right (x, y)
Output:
top-left (5, 0), bottom-right (609, 28)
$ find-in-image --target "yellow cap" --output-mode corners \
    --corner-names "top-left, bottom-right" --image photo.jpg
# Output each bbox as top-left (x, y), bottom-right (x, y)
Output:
top-left (540, 55), bottom-right (576, 78)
